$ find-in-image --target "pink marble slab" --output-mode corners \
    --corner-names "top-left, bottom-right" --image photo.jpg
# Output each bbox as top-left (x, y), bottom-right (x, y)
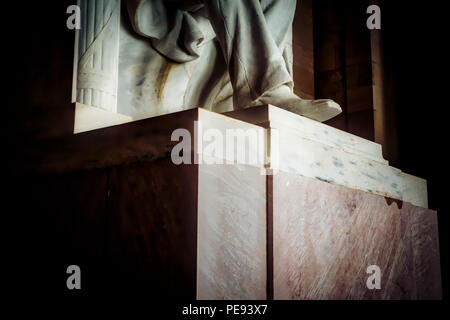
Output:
top-left (271, 172), bottom-right (441, 299)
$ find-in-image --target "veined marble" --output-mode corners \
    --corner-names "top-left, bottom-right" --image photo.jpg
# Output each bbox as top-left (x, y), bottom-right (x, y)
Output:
top-left (226, 105), bottom-right (386, 164)
top-left (197, 162), bottom-right (267, 300)
top-left (272, 172), bottom-right (441, 299)
top-left (226, 105), bottom-right (428, 208)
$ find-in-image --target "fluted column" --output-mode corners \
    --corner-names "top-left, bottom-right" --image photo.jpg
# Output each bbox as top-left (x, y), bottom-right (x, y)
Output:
top-left (74, 0), bottom-right (121, 113)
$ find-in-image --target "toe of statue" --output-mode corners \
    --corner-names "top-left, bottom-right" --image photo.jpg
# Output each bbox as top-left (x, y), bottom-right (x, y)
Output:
top-left (303, 99), bottom-right (342, 122)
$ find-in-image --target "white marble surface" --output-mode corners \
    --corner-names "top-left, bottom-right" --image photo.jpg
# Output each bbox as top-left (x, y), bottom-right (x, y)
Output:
top-left (197, 162), bottom-right (267, 300)
top-left (216, 106), bottom-right (429, 208)
top-left (74, 103), bottom-right (132, 134)
top-left (265, 106), bottom-right (427, 208)
top-left (195, 109), bottom-right (266, 169)
top-left (116, 7), bottom-right (233, 120)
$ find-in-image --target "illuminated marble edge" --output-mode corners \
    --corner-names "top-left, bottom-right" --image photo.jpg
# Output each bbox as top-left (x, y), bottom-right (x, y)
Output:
top-left (196, 108), bottom-right (428, 208)
top-left (74, 102), bottom-right (132, 134)
top-left (265, 106), bottom-right (428, 208)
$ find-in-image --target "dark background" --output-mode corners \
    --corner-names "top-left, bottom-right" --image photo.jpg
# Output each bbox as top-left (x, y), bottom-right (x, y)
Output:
top-left (4, 0), bottom-right (447, 307)
top-left (381, 0), bottom-right (448, 300)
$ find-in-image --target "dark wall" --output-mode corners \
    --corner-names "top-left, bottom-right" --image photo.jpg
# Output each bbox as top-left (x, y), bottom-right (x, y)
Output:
top-left (313, 0), bottom-right (375, 141)
top-left (5, 0), bottom-right (77, 296)
top-left (7, 1), bottom-right (76, 177)
top-left (293, 0), bottom-right (315, 100)
top-left (381, 0), bottom-right (448, 298)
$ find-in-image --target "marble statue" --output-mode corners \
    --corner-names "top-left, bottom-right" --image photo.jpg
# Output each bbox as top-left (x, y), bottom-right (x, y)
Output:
top-left (75, 0), bottom-right (121, 113)
top-left (74, 0), bottom-right (342, 122)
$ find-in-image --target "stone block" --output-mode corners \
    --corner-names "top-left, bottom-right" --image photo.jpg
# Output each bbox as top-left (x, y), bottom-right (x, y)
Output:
top-left (26, 106), bottom-right (440, 299)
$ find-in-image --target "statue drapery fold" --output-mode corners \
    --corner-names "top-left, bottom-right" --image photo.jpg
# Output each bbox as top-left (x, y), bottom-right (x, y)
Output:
top-left (126, 0), bottom-right (208, 62)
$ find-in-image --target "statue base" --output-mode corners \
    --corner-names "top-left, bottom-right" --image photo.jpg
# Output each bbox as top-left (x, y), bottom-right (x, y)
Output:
top-left (28, 106), bottom-right (441, 299)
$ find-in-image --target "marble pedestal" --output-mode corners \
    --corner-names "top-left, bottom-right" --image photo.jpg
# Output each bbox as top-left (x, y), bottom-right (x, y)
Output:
top-left (26, 106), bottom-right (441, 299)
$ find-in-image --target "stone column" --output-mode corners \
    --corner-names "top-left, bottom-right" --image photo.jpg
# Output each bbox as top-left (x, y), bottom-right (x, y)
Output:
top-left (74, 0), bottom-right (121, 113)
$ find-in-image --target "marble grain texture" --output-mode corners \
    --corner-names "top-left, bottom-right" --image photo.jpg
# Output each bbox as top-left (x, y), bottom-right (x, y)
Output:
top-left (197, 162), bottom-right (267, 300)
top-left (226, 105), bottom-right (429, 208)
top-left (272, 172), bottom-right (441, 300)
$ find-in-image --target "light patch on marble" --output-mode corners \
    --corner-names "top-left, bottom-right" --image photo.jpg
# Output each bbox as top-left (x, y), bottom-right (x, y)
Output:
top-left (195, 109), bottom-right (266, 169)
top-left (272, 172), bottom-right (441, 300)
top-left (74, 103), bottom-right (132, 134)
top-left (197, 162), bottom-right (266, 300)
